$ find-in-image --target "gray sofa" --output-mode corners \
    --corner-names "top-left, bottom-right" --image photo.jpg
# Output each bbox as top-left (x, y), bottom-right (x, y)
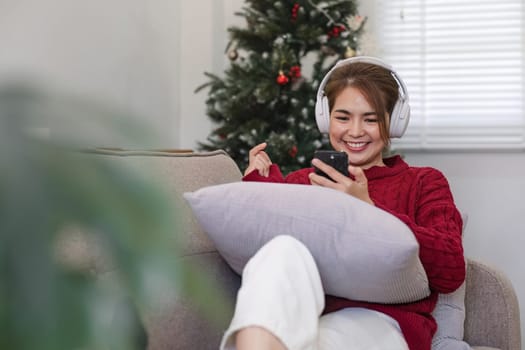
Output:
top-left (93, 149), bottom-right (521, 350)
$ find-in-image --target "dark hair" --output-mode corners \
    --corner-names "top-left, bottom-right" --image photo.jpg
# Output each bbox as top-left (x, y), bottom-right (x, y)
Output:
top-left (324, 62), bottom-right (399, 145)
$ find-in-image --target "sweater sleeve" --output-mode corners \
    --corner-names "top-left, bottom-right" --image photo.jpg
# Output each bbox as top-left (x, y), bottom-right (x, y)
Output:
top-left (243, 165), bottom-right (314, 185)
top-left (242, 164), bottom-right (285, 183)
top-left (376, 169), bottom-right (466, 294)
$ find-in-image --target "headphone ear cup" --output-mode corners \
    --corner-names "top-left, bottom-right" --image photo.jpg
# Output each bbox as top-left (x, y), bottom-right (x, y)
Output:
top-left (315, 95), bottom-right (330, 133)
top-left (389, 100), bottom-right (410, 138)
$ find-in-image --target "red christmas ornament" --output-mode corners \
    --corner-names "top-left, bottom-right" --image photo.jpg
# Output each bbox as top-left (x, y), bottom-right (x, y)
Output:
top-left (276, 71), bottom-right (289, 85)
top-left (328, 25), bottom-right (346, 38)
top-left (288, 145), bottom-right (298, 158)
top-left (291, 3), bottom-right (300, 22)
top-left (289, 65), bottom-right (301, 78)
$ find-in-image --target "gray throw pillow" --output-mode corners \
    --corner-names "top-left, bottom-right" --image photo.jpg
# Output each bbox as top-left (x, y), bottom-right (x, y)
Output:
top-left (431, 214), bottom-right (470, 350)
top-left (432, 281), bottom-right (471, 350)
top-left (184, 182), bottom-right (430, 304)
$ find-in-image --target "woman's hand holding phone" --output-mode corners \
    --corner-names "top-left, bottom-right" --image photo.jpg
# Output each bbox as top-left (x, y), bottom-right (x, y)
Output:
top-left (312, 150), bottom-right (349, 179)
top-left (309, 151), bottom-right (374, 205)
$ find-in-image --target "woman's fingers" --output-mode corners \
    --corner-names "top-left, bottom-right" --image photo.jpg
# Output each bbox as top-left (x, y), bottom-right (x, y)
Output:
top-left (245, 142), bottom-right (273, 177)
top-left (310, 158), bottom-right (345, 182)
top-left (254, 153), bottom-right (272, 177)
top-left (249, 142), bottom-right (267, 158)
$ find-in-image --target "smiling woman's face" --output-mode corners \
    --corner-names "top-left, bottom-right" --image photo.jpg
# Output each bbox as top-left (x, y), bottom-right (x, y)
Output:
top-left (329, 86), bottom-right (386, 169)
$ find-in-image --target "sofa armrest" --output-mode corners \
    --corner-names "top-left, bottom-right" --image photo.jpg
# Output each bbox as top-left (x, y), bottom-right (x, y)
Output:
top-left (464, 258), bottom-right (521, 350)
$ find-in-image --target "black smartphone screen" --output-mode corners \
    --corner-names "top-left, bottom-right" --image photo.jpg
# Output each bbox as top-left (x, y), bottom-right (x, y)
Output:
top-left (313, 150), bottom-right (349, 179)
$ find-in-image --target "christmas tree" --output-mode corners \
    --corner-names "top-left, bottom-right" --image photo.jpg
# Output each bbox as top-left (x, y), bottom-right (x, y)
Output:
top-left (196, 0), bottom-right (366, 175)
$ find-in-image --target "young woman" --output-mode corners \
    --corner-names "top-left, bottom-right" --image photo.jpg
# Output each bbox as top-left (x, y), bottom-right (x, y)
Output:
top-left (221, 57), bottom-right (466, 350)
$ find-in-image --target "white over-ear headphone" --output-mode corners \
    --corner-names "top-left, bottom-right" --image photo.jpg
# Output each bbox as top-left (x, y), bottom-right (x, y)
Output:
top-left (314, 56), bottom-right (410, 138)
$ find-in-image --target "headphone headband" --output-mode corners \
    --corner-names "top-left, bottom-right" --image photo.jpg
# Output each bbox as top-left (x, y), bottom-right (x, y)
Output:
top-left (315, 56), bottom-right (410, 138)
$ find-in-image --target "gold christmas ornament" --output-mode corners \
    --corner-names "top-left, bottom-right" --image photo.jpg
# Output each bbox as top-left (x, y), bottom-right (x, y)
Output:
top-left (345, 47), bottom-right (356, 58)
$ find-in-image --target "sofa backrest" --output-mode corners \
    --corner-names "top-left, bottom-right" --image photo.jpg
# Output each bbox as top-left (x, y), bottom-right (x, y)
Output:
top-left (90, 149), bottom-right (243, 349)
top-left (92, 149), bottom-right (243, 256)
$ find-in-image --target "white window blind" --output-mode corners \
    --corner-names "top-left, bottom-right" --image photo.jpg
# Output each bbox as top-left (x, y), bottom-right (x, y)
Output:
top-left (375, 0), bottom-right (525, 150)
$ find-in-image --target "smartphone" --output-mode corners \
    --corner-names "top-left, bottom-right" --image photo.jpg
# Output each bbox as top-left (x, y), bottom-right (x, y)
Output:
top-left (313, 150), bottom-right (349, 179)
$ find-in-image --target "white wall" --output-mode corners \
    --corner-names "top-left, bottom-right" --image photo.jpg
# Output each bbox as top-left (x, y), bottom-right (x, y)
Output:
top-left (0, 0), bottom-right (240, 148)
top-left (2, 0), bottom-right (523, 346)
top-left (178, 0), bottom-right (245, 147)
top-left (0, 0), bottom-right (181, 148)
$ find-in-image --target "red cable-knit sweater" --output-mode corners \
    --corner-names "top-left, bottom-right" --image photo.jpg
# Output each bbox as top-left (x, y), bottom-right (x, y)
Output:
top-left (243, 155), bottom-right (465, 350)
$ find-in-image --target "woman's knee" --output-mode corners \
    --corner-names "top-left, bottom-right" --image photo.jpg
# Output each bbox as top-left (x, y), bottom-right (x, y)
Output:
top-left (245, 235), bottom-right (314, 272)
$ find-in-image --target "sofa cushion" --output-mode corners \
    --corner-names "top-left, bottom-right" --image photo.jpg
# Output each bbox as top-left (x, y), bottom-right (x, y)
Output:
top-left (184, 181), bottom-right (430, 304)
top-left (142, 252), bottom-right (240, 350)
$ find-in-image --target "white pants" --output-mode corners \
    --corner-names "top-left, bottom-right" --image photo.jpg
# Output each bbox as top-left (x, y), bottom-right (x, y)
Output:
top-left (221, 235), bottom-right (409, 350)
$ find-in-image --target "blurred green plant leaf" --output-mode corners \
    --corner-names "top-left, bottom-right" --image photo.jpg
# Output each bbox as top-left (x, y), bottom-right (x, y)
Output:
top-left (0, 84), bottom-right (229, 350)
